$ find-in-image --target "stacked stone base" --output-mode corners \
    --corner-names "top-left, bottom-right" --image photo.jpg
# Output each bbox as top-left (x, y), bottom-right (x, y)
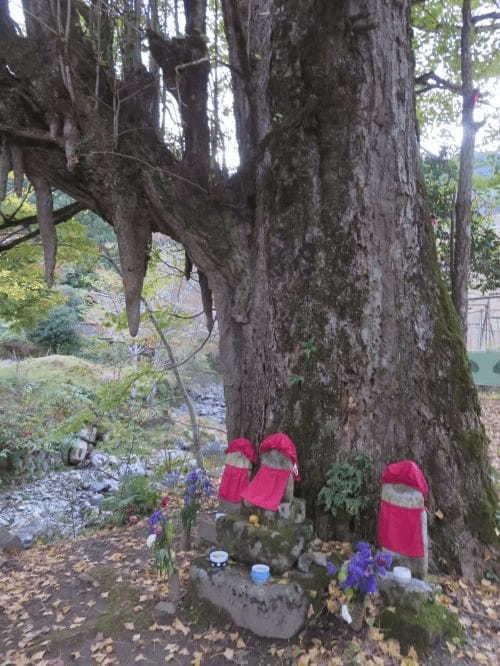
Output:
top-left (190, 559), bottom-right (310, 639)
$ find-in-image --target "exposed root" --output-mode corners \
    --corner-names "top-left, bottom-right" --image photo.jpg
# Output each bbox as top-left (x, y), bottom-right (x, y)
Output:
top-left (31, 175), bottom-right (57, 286)
top-left (0, 138), bottom-right (11, 201)
top-left (10, 144), bottom-right (24, 197)
top-left (114, 192), bottom-right (152, 336)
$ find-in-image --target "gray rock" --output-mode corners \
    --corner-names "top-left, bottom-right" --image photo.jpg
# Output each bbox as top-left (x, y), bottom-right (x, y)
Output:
top-left (0, 527), bottom-right (22, 551)
top-left (89, 494), bottom-right (104, 507)
top-left (297, 551), bottom-right (328, 574)
top-left (377, 572), bottom-right (435, 612)
top-left (88, 451), bottom-right (110, 468)
top-left (153, 601), bottom-right (177, 618)
top-left (89, 480), bottom-right (111, 494)
top-left (190, 560), bottom-right (309, 639)
top-left (68, 440), bottom-right (88, 465)
top-left (197, 513), bottom-right (218, 544)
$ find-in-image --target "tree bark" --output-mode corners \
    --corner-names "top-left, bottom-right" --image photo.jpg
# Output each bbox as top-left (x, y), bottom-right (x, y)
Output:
top-left (0, 0), bottom-right (496, 575)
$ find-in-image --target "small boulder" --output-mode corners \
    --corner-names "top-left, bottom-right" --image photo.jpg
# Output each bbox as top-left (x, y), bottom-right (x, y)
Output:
top-left (377, 572), bottom-right (435, 612)
top-left (68, 440), bottom-right (88, 465)
top-left (153, 601), bottom-right (177, 619)
top-left (0, 527), bottom-right (22, 552)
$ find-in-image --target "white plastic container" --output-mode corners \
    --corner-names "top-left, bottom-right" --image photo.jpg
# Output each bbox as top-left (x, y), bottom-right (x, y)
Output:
top-left (209, 550), bottom-right (228, 568)
top-left (393, 566), bottom-right (412, 584)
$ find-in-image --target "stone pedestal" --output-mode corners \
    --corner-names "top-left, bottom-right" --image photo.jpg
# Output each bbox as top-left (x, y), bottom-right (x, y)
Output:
top-left (215, 513), bottom-right (313, 575)
top-left (380, 483), bottom-right (428, 578)
top-left (190, 559), bottom-right (309, 639)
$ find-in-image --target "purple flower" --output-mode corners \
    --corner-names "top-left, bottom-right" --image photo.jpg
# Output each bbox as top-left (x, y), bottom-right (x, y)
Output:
top-left (326, 561), bottom-right (338, 576)
top-left (148, 510), bottom-right (162, 531)
top-left (355, 541), bottom-right (372, 555)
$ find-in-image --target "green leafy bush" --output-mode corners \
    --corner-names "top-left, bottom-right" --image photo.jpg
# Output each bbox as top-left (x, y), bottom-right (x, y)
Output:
top-left (317, 455), bottom-right (373, 518)
top-left (101, 475), bottom-right (159, 525)
top-left (27, 304), bottom-right (82, 354)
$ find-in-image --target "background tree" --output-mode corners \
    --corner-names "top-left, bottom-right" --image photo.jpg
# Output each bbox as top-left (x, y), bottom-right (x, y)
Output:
top-left (0, 0), bottom-right (497, 573)
top-left (413, 0), bottom-right (500, 333)
top-left (423, 150), bottom-right (500, 293)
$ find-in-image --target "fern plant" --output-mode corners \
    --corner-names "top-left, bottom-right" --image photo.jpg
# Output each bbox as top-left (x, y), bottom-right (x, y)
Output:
top-left (101, 475), bottom-right (159, 525)
top-left (317, 455), bottom-right (373, 518)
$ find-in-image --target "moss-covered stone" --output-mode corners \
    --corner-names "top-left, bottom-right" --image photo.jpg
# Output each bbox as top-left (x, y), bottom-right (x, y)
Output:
top-left (215, 514), bottom-right (314, 574)
top-left (379, 600), bottom-right (462, 656)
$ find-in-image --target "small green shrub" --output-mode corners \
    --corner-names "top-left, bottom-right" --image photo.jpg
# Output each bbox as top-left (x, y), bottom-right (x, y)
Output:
top-left (317, 455), bottom-right (373, 518)
top-left (27, 304), bottom-right (82, 354)
top-left (101, 475), bottom-right (159, 525)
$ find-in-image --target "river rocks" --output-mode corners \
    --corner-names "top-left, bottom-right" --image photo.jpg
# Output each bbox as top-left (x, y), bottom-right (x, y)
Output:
top-left (0, 527), bottom-right (22, 551)
top-left (190, 560), bottom-right (310, 639)
top-left (0, 384), bottom-right (225, 548)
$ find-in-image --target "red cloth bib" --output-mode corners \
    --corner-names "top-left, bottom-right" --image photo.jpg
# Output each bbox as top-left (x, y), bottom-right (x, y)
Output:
top-left (377, 500), bottom-right (425, 557)
top-left (218, 465), bottom-right (251, 503)
top-left (240, 466), bottom-right (291, 511)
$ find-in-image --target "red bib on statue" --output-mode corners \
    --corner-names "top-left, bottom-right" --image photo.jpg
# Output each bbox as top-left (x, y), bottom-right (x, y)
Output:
top-left (218, 465), bottom-right (251, 503)
top-left (241, 466), bottom-right (291, 511)
top-left (377, 501), bottom-right (425, 557)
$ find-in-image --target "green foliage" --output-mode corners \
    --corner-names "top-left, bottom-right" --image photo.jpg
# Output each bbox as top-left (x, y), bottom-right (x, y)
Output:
top-left (423, 151), bottom-right (500, 293)
top-left (101, 475), bottom-right (159, 525)
top-left (0, 360), bottom-right (95, 464)
top-left (27, 304), bottom-right (82, 353)
top-left (0, 187), bottom-right (99, 331)
top-left (317, 455), bottom-right (374, 519)
top-left (412, 1), bottom-right (500, 147)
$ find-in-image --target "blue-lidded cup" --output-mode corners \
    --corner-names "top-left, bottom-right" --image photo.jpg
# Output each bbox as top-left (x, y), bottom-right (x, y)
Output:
top-left (250, 564), bottom-right (270, 583)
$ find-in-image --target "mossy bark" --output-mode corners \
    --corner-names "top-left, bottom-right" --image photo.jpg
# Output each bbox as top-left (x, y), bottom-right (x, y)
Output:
top-left (218, 0), bottom-right (497, 575)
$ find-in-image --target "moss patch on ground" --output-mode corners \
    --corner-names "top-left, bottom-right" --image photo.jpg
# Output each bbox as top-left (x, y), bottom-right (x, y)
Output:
top-left (378, 600), bottom-right (463, 656)
top-left (31, 564), bottom-right (154, 652)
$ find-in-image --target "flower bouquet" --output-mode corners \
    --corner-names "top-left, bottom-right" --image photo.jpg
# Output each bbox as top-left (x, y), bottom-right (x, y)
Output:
top-left (180, 469), bottom-right (214, 549)
top-left (147, 504), bottom-right (176, 577)
top-left (326, 541), bottom-right (392, 631)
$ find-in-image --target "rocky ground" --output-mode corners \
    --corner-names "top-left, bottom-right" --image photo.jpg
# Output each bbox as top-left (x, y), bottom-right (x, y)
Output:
top-left (0, 385), bottom-right (226, 548)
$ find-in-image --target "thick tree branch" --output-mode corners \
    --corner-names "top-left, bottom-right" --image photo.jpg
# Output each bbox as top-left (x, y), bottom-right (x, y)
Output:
top-left (0, 201), bottom-right (84, 232)
top-left (0, 215), bottom-right (69, 251)
top-left (415, 71), bottom-right (462, 94)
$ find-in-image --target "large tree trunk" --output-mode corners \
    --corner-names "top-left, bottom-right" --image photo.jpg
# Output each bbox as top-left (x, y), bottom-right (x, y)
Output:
top-left (216, 0), bottom-right (495, 575)
top-left (0, 0), bottom-right (496, 575)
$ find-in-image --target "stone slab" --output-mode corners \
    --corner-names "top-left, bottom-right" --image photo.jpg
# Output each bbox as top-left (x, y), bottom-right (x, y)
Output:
top-left (241, 498), bottom-right (306, 527)
top-left (197, 512), bottom-right (220, 544)
top-left (377, 572), bottom-right (435, 612)
top-left (215, 514), bottom-right (313, 574)
top-left (190, 560), bottom-right (309, 639)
